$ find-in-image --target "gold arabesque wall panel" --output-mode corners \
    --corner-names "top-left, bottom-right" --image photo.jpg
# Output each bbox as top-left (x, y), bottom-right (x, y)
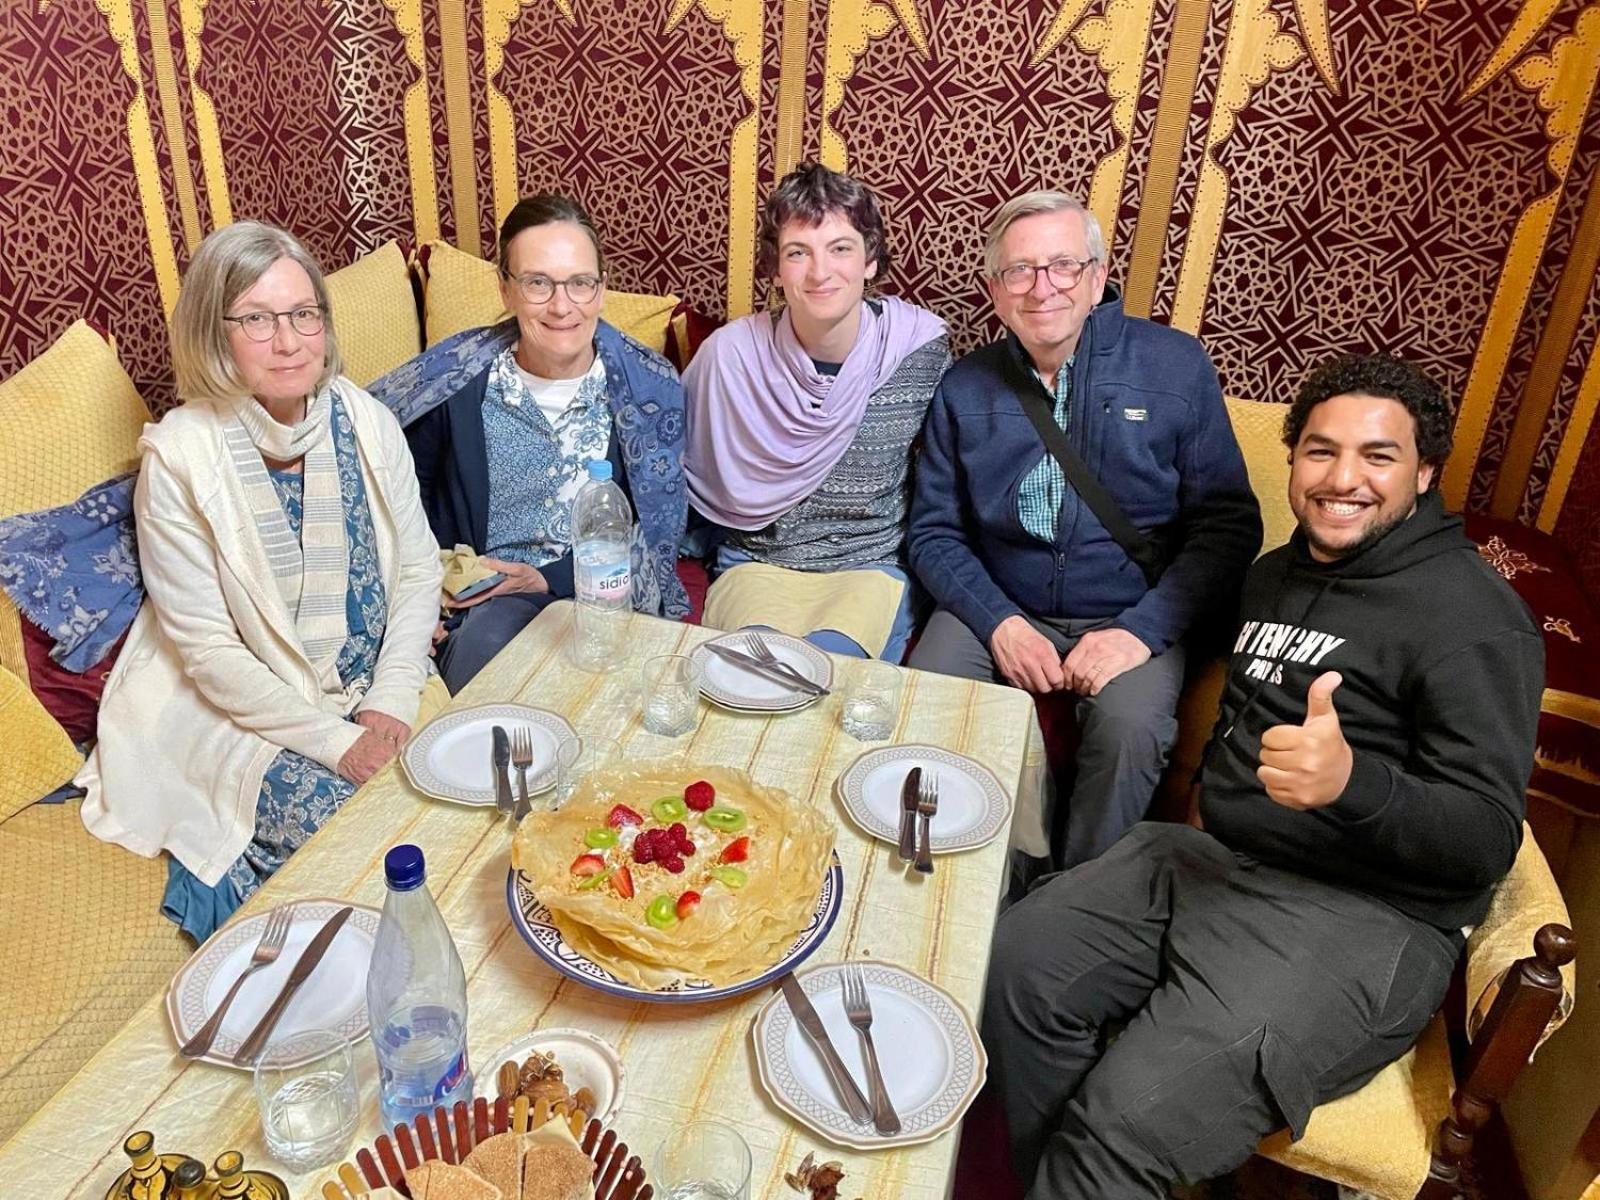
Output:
top-left (3, 0), bottom-right (1600, 597)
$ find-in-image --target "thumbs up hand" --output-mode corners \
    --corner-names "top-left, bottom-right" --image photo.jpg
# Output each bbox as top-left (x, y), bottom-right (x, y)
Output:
top-left (1255, 672), bottom-right (1353, 810)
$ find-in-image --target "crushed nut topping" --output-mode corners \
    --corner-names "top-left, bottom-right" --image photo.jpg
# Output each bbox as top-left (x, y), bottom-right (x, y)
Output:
top-left (784, 1151), bottom-right (857, 1200)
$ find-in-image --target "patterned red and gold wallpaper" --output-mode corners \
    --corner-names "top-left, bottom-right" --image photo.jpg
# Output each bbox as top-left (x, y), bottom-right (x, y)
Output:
top-left (3, 0), bottom-right (1599, 594)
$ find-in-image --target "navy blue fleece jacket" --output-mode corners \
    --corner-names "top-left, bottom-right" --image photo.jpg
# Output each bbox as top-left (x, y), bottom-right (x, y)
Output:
top-left (908, 292), bottom-right (1262, 653)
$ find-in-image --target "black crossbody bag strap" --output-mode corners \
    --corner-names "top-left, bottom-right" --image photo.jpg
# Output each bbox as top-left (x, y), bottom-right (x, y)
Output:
top-left (1015, 388), bottom-right (1167, 587)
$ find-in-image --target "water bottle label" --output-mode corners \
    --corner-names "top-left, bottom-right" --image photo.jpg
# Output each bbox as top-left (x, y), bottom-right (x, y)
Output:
top-left (378, 1048), bottom-right (470, 1108)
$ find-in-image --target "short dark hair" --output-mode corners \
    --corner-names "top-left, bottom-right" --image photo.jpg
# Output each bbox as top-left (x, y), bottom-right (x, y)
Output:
top-left (757, 161), bottom-right (890, 281)
top-left (1283, 354), bottom-right (1455, 467)
top-left (497, 194), bottom-right (605, 276)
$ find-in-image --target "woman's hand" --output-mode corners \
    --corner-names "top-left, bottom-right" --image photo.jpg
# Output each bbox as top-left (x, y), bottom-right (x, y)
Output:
top-left (443, 556), bottom-right (549, 609)
top-left (337, 727), bottom-right (400, 785)
top-left (355, 708), bottom-right (412, 748)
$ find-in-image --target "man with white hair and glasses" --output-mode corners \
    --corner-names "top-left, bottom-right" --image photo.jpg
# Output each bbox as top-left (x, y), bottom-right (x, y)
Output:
top-left (908, 191), bottom-right (1261, 869)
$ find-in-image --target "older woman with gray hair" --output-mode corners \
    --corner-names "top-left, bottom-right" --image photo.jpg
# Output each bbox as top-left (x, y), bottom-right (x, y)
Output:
top-left (79, 220), bottom-right (443, 943)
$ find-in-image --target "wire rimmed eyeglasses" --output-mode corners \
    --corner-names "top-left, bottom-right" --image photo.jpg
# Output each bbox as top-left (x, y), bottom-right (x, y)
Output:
top-left (995, 256), bottom-right (1099, 296)
top-left (503, 272), bottom-right (604, 305)
top-left (223, 306), bottom-right (327, 342)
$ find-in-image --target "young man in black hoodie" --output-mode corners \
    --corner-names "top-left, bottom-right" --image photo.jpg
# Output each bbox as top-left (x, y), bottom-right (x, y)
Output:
top-left (982, 354), bottom-right (1544, 1198)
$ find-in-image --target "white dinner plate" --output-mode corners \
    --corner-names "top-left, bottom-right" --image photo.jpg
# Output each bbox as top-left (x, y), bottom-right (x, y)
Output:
top-left (834, 744), bottom-right (1012, 854)
top-left (402, 703), bottom-right (577, 806)
top-left (750, 960), bottom-right (987, 1150)
top-left (689, 632), bottom-right (832, 713)
top-left (478, 1027), bottom-right (626, 1125)
top-left (165, 898), bottom-right (381, 1070)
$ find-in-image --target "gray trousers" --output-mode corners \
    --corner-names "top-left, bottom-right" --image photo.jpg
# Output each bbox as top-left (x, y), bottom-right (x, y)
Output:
top-left (983, 823), bottom-right (1459, 1197)
top-left (908, 609), bottom-right (1185, 867)
top-left (436, 592), bottom-right (561, 693)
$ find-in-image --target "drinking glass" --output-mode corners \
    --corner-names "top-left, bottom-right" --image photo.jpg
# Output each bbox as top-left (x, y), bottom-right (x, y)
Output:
top-left (840, 660), bottom-right (901, 741)
top-left (253, 1028), bottom-right (358, 1172)
top-left (654, 1120), bottom-right (752, 1200)
top-left (641, 654), bottom-right (702, 737)
top-left (553, 735), bottom-right (621, 806)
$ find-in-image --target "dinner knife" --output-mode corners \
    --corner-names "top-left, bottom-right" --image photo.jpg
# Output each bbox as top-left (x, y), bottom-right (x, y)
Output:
top-left (777, 973), bottom-right (874, 1124)
top-left (705, 643), bottom-right (830, 697)
top-left (896, 766), bottom-right (922, 861)
top-left (232, 905), bottom-right (354, 1065)
top-left (491, 725), bottom-right (513, 817)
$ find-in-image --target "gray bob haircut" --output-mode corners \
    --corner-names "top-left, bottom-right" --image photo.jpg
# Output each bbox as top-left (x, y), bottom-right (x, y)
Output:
top-left (170, 220), bottom-right (342, 404)
top-left (983, 192), bottom-right (1106, 277)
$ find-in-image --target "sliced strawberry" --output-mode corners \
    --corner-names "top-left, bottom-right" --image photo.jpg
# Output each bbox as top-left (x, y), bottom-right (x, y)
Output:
top-left (570, 853), bottom-right (607, 877)
top-left (684, 780), bottom-right (715, 811)
top-left (720, 836), bottom-right (750, 864)
top-left (611, 865), bottom-right (635, 899)
top-left (676, 890), bottom-right (701, 920)
top-left (606, 804), bottom-right (644, 829)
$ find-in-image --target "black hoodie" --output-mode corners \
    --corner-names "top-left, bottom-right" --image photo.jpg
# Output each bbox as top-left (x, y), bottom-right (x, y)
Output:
top-left (1199, 491), bottom-right (1544, 931)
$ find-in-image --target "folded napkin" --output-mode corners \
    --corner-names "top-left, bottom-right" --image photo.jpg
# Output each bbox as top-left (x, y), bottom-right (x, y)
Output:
top-left (440, 544), bottom-right (497, 597)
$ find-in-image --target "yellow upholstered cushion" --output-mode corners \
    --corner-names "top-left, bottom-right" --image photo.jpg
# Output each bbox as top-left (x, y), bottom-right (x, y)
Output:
top-left (1258, 1014), bottom-right (1452, 1200)
top-left (324, 239), bottom-right (423, 386)
top-left (1224, 396), bottom-right (1294, 556)
top-left (0, 666), bottom-right (82, 823)
top-left (0, 800), bottom-right (188, 1141)
top-left (420, 240), bottom-right (680, 355)
top-left (0, 319), bottom-right (150, 692)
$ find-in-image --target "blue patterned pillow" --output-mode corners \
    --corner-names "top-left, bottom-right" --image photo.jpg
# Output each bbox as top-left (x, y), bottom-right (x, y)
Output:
top-left (0, 473), bottom-right (142, 672)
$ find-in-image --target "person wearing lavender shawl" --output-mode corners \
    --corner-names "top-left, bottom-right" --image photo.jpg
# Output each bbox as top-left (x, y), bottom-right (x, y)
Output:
top-left (683, 163), bottom-right (949, 662)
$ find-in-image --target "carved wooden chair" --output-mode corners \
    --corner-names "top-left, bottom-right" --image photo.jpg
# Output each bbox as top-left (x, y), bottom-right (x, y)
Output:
top-left (1255, 827), bottom-right (1575, 1199)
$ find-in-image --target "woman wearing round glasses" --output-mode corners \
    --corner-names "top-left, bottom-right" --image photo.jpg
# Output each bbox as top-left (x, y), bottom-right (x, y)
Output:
top-left (390, 194), bottom-right (688, 691)
top-left (683, 162), bottom-right (949, 662)
top-left (80, 221), bottom-right (444, 942)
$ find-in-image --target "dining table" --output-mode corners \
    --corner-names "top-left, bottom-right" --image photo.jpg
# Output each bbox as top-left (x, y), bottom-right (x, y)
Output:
top-left (0, 602), bottom-right (1047, 1200)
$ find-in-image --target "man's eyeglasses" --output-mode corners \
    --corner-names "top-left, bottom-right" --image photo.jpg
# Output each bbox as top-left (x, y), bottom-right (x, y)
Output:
top-left (223, 306), bottom-right (327, 342)
top-left (995, 256), bottom-right (1099, 296)
top-left (504, 272), bottom-right (604, 305)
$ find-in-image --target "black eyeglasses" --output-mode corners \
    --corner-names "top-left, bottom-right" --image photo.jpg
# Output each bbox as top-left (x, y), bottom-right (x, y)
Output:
top-left (503, 272), bottom-right (604, 305)
top-left (995, 256), bottom-right (1099, 296)
top-left (223, 305), bottom-right (327, 342)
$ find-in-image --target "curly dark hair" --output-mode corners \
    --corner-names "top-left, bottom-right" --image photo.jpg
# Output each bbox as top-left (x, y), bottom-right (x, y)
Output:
top-left (1283, 354), bottom-right (1455, 467)
top-left (756, 161), bottom-right (890, 281)
top-left (497, 193), bottom-right (605, 276)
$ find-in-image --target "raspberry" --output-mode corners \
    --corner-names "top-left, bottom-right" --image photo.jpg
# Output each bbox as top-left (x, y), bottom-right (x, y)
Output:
top-left (662, 855), bottom-right (685, 874)
top-left (634, 842), bottom-right (655, 864)
top-left (669, 822), bottom-right (687, 841)
top-left (684, 781), bottom-right (715, 811)
top-left (680, 840), bottom-right (696, 856)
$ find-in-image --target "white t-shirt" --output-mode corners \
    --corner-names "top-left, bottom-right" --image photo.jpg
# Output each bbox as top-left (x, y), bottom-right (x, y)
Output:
top-left (511, 356), bottom-right (606, 426)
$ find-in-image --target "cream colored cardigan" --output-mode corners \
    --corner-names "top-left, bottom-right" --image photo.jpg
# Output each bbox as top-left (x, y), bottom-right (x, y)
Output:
top-left (79, 380), bottom-right (443, 886)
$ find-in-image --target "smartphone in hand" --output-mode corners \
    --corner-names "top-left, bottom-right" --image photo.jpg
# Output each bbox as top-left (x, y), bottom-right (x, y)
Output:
top-left (447, 571), bottom-right (507, 603)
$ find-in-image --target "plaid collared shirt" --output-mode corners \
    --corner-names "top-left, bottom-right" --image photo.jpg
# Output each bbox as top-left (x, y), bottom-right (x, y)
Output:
top-left (1016, 356), bottom-right (1073, 543)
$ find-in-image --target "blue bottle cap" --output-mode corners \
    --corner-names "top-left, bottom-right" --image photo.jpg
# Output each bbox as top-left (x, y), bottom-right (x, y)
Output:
top-left (586, 459), bottom-right (613, 482)
top-left (384, 844), bottom-right (426, 890)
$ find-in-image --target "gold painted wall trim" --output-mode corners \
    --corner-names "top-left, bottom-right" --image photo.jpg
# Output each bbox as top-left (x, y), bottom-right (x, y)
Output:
top-left (484, 1), bottom-right (560, 232)
top-left (1121, 0), bottom-right (1209, 318)
top-left (1442, 5), bottom-right (1600, 509)
top-left (1169, 0), bottom-right (1305, 335)
top-left (143, 0), bottom-right (204, 252)
top-left (438, 0), bottom-right (482, 255)
top-left (378, 0), bottom-right (442, 247)
top-left (1070, 0), bottom-right (1160, 254)
top-left (176, 0), bottom-right (231, 229)
top-left (95, 0), bottom-right (182, 315)
top-left (773, 0), bottom-right (809, 180)
top-left (1543, 688), bottom-right (1600, 730)
top-left (1491, 162), bottom-right (1600, 519)
top-left (667, 0), bottom-right (764, 319)
top-left (819, 0), bottom-right (930, 172)
top-left (1539, 332), bottom-right (1600, 531)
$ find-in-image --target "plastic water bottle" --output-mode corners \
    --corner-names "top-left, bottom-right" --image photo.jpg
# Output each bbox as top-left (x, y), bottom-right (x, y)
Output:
top-left (366, 845), bottom-right (473, 1130)
top-left (570, 459), bottom-right (632, 672)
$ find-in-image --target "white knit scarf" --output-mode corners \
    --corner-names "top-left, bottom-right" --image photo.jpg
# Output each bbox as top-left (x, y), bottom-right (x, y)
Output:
top-left (224, 386), bottom-right (349, 668)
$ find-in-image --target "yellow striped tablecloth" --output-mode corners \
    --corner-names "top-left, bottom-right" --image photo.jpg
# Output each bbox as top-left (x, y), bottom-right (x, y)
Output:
top-left (0, 604), bottom-right (1045, 1199)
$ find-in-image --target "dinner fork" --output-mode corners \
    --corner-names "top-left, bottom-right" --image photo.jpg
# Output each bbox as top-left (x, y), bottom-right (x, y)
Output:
top-left (510, 727), bottom-right (535, 822)
top-left (179, 903), bottom-right (295, 1059)
top-left (743, 631), bottom-right (827, 696)
top-left (913, 772), bottom-right (939, 875)
top-left (842, 964), bottom-right (901, 1135)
